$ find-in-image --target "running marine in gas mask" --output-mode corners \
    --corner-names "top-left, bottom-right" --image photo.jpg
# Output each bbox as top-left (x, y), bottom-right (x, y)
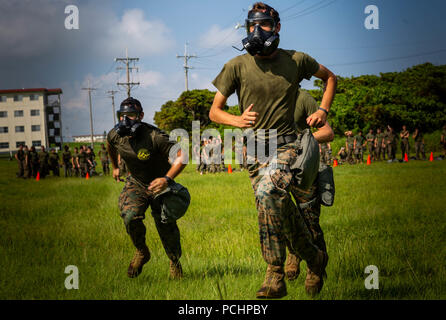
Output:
top-left (242, 4), bottom-right (280, 56)
top-left (115, 97), bottom-right (144, 138)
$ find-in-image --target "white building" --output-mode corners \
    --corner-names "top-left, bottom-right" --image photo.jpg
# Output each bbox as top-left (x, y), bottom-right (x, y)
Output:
top-left (72, 134), bottom-right (106, 143)
top-left (0, 88), bottom-right (63, 153)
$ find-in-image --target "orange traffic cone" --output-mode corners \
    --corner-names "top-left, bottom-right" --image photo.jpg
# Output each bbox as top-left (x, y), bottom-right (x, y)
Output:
top-left (429, 152), bottom-right (434, 162)
top-left (36, 171), bottom-right (40, 181)
top-left (404, 153), bottom-right (409, 162)
top-left (367, 154), bottom-right (371, 165)
top-left (333, 159), bottom-right (338, 167)
top-left (86, 172), bottom-right (90, 179)
top-left (228, 164), bottom-right (233, 174)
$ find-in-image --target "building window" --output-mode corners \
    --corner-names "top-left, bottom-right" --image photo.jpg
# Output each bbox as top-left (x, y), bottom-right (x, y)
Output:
top-left (14, 110), bottom-right (24, 117)
top-left (31, 109), bottom-right (40, 116)
top-left (53, 107), bottom-right (60, 114)
top-left (32, 140), bottom-right (41, 147)
top-left (0, 111), bottom-right (7, 118)
top-left (0, 127), bottom-right (8, 133)
top-left (14, 95), bottom-right (23, 102)
top-left (15, 126), bottom-right (25, 133)
top-left (49, 128), bottom-right (54, 136)
top-left (0, 142), bottom-right (9, 149)
top-left (0, 96), bottom-right (6, 102)
top-left (54, 121), bottom-right (60, 128)
top-left (30, 94), bottom-right (39, 101)
top-left (48, 114), bottom-right (54, 121)
top-left (31, 125), bottom-right (41, 132)
top-left (16, 141), bottom-right (25, 148)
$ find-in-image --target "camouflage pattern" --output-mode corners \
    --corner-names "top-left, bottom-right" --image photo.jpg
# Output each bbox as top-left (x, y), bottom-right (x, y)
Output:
top-left (29, 150), bottom-right (39, 178)
top-left (48, 152), bottom-right (60, 176)
top-left (62, 150), bottom-right (72, 177)
top-left (366, 132), bottom-right (375, 159)
top-left (38, 150), bottom-right (49, 178)
top-left (118, 175), bottom-right (182, 262)
top-left (385, 130), bottom-right (398, 160)
top-left (354, 134), bottom-right (365, 163)
top-left (320, 143), bottom-right (332, 166)
top-left (248, 143), bottom-right (319, 267)
top-left (290, 182), bottom-right (326, 253)
top-left (400, 129), bottom-right (410, 159)
top-left (346, 135), bottom-right (355, 163)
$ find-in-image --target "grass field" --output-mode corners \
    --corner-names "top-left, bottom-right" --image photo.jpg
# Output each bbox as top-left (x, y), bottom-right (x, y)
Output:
top-left (0, 157), bottom-right (445, 300)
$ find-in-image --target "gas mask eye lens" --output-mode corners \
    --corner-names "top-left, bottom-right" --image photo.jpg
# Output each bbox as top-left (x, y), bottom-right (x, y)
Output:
top-left (247, 19), bottom-right (274, 32)
top-left (118, 112), bottom-right (138, 119)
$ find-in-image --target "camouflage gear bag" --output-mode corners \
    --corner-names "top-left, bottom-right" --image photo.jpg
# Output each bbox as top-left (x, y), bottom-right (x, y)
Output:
top-left (289, 128), bottom-right (320, 191)
top-left (154, 182), bottom-right (191, 224)
top-left (317, 162), bottom-right (335, 207)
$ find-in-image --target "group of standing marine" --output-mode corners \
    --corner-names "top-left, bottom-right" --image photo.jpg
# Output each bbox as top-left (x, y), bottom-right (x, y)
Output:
top-left (14, 143), bottom-right (111, 179)
top-left (336, 125), bottom-right (446, 164)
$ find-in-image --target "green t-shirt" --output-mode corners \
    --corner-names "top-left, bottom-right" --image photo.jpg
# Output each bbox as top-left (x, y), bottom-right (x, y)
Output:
top-left (212, 49), bottom-right (320, 138)
top-left (16, 149), bottom-right (25, 161)
top-left (38, 151), bottom-right (48, 163)
top-left (400, 130), bottom-right (409, 142)
top-left (49, 152), bottom-right (59, 166)
top-left (386, 131), bottom-right (397, 145)
top-left (346, 136), bottom-right (354, 147)
top-left (62, 151), bottom-right (72, 162)
top-left (77, 151), bottom-right (88, 164)
top-left (98, 149), bottom-right (109, 161)
top-left (354, 135), bottom-right (365, 147)
top-left (30, 150), bottom-right (39, 163)
top-left (107, 123), bottom-right (175, 185)
top-left (294, 89), bottom-right (319, 132)
top-left (414, 130), bottom-right (423, 142)
top-left (366, 133), bottom-right (375, 146)
top-left (376, 132), bottom-right (385, 144)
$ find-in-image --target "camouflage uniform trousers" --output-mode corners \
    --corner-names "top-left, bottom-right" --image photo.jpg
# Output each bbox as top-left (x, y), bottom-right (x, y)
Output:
top-left (101, 160), bottom-right (110, 175)
top-left (290, 182), bottom-right (326, 254)
top-left (367, 144), bottom-right (375, 160)
top-left (80, 163), bottom-right (88, 177)
top-left (400, 140), bottom-right (410, 159)
top-left (387, 143), bottom-right (396, 160)
top-left (346, 145), bottom-right (354, 164)
top-left (415, 141), bottom-right (426, 160)
top-left (355, 146), bottom-right (364, 162)
top-left (248, 143), bottom-right (319, 267)
top-left (118, 175), bottom-right (182, 262)
top-left (374, 145), bottom-right (383, 161)
top-left (63, 161), bottom-right (72, 177)
top-left (17, 160), bottom-right (25, 177)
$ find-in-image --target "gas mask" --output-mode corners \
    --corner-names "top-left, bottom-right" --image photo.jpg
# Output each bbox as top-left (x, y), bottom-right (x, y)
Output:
top-left (241, 11), bottom-right (280, 56)
top-left (115, 114), bottom-right (143, 138)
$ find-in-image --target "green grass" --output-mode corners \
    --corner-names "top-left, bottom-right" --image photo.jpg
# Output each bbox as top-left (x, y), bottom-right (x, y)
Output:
top-left (0, 158), bottom-right (445, 300)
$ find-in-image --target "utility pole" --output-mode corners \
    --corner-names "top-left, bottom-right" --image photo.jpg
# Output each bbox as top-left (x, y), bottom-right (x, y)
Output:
top-left (116, 48), bottom-right (140, 98)
top-left (176, 42), bottom-right (196, 92)
top-left (107, 90), bottom-right (119, 126)
top-left (81, 80), bottom-right (97, 149)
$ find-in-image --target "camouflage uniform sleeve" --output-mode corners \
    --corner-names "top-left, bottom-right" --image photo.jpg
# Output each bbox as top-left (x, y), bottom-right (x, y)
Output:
top-left (152, 129), bottom-right (176, 160)
top-left (212, 60), bottom-right (239, 98)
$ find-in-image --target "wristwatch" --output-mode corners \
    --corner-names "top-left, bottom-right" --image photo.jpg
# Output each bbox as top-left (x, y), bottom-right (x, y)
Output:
top-left (164, 175), bottom-right (174, 185)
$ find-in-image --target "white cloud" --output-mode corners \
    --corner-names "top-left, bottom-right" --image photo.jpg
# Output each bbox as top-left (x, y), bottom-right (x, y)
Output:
top-left (102, 9), bottom-right (175, 57)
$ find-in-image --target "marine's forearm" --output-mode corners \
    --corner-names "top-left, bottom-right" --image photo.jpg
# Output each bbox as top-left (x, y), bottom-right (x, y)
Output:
top-left (107, 142), bottom-right (119, 169)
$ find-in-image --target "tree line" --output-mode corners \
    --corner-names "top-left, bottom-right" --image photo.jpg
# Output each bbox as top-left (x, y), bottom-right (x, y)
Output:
top-left (153, 63), bottom-right (446, 136)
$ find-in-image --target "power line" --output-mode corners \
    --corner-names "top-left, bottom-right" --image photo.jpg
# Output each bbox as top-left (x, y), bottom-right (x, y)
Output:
top-left (81, 80), bottom-right (97, 148)
top-left (326, 48), bottom-right (446, 67)
top-left (107, 90), bottom-right (118, 126)
top-left (283, 0), bottom-right (338, 21)
top-left (115, 48), bottom-right (140, 98)
top-left (176, 42), bottom-right (197, 91)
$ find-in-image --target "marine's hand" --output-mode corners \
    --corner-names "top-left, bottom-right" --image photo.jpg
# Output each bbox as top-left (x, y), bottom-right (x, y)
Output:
top-left (148, 177), bottom-right (168, 195)
top-left (113, 168), bottom-right (120, 182)
top-left (307, 109), bottom-right (327, 128)
top-left (238, 104), bottom-right (258, 128)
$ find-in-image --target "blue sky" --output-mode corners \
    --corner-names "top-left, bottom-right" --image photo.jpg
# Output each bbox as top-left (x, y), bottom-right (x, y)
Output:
top-left (1, 0), bottom-right (445, 139)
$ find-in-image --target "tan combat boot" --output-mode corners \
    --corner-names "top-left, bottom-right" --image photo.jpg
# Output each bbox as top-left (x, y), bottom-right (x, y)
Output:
top-left (305, 250), bottom-right (328, 296)
top-left (169, 260), bottom-right (183, 279)
top-left (285, 253), bottom-right (301, 281)
top-left (127, 245), bottom-right (151, 278)
top-left (256, 265), bottom-right (287, 299)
